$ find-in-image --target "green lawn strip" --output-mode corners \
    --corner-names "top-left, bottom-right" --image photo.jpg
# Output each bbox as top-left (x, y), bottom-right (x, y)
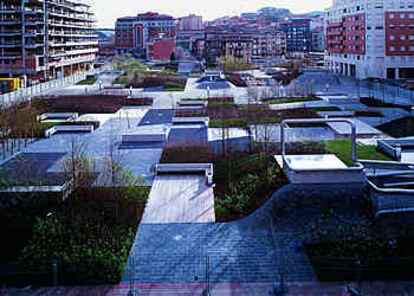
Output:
top-left (209, 117), bottom-right (282, 128)
top-left (163, 87), bottom-right (185, 92)
top-left (324, 140), bottom-right (392, 166)
top-left (181, 98), bottom-right (205, 101)
top-left (209, 118), bottom-right (247, 128)
top-left (207, 101), bottom-right (236, 107)
top-left (266, 97), bottom-right (320, 105)
top-left (76, 78), bottom-right (97, 85)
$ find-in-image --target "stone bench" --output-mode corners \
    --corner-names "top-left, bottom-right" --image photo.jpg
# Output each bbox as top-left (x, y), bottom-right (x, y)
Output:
top-left (37, 112), bottom-right (78, 122)
top-left (45, 125), bottom-right (94, 137)
top-left (172, 117), bottom-right (209, 126)
top-left (122, 134), bottom-right (167, 143)
top-left (155, 163), bottom-right (214, 186)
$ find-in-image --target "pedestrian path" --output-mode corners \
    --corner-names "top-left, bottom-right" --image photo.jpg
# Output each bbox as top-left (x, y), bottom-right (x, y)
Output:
top-left (142, 174), bottom-right (215, 223)
top-left (122, 184), bottom-right (368, 286)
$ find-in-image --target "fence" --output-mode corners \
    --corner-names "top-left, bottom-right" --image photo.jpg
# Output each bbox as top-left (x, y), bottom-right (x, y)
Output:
top-left (0, 65), bottom-right (111, 108)
top-left (366, 81), bottom-right (414, 106)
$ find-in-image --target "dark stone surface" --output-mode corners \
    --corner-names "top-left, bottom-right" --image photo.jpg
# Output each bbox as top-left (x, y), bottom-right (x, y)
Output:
top-left (0, 153), bottom-right (67, 186)
top-left (167, 127), bottom-right (208, 144)
top-left (138, 109), bottom-right (174, 126)
top-left (122, 184), bottom-right (368, 284)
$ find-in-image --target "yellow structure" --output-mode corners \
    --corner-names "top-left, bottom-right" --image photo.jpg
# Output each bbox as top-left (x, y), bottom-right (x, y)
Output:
top-left (0, 78), bottom-right (21, 91)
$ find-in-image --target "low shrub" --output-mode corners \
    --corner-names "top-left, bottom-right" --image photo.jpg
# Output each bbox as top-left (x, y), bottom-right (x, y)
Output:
top-left (17, 186), bottom-right (149, 285)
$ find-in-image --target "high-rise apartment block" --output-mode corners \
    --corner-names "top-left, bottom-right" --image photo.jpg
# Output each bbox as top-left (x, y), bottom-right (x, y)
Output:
top-left (326, 0), bottom-right (414, 79)
top-left (0, 0), bottom-right (98, 84)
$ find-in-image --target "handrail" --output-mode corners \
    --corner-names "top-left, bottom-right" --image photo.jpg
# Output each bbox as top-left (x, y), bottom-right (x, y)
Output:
top-left (281, 118), bottom-right (357, 164)
top-left (0, 65), bottom-right (112, 108)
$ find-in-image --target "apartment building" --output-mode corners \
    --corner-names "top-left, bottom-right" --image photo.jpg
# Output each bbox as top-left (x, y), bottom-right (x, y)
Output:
top-left (204, 27), bottom-right (286, 67)
top-left (178, 14), bottom-right (203, 31)
top-left (115, 12), bottom-right (176, 59)
top-left (311, 26), bottom-right (325, 52)
top-left (0, 0), bottom-right (98, 84)
top-left (326, 0), bottom-right (414, 79)
top-left (279, 18), bottom-right (312, 52)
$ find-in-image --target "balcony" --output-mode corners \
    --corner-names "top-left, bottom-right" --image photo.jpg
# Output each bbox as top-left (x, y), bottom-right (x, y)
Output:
top-left (0, 19), bottom-right (21, 25)
top-left (25, 43), bottom-right (44, 49)
top-left (0, 42), bottom-right (22, 48)
top-left (50, 55), bottom-right (96, 67)
top-left (0, 31), bottom-right (22, 36)
top-left (50, 48), bottom-right (98, 58)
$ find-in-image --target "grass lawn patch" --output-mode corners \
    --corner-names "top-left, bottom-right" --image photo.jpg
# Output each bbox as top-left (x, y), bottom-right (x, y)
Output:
top-left (209, 118), bottom-right (248, 128)
top-left (324, 140), bottom-right (392, 166)
top-left (114, 67), bottom-right (187, 90)
top-left (76, 78), bottom-right (97, 85)
top-left (265, 97), bottom-right (320, 105)
top-left (207, 101), bottom-right (236, 107)
top-left (181, 98), bottom-right (205, 101)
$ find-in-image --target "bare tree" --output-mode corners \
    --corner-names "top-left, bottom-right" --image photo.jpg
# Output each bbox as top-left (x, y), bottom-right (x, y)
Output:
top-left (60, 136), bottom-right (95, 189)
top-left (100, 123), bottom-right (137, 188)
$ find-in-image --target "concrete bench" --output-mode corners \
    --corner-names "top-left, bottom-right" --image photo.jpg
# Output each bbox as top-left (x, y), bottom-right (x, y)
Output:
top-left (45, 125), bottom-right (94, 137)
top-left (275, 154), bottom-right (366, 185)
top-left (156, 163), bottom-right (214, 186)
top-left (0, 179), bottom-right (74, 201)
top-left (172, 117), bottom-right (209, 126)
top-left (122, 134), bottom-right (167, 143)
top-left (37, 112), bottom-right (78, 122)
top-left (178, 100), bottom-right (207, 106)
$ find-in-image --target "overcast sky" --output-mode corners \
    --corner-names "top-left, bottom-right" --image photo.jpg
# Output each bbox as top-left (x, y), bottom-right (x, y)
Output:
top-left (92, 0), bottom-right (331, 28)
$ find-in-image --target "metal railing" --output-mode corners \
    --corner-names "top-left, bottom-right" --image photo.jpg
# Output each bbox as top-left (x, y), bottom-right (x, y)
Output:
top-left (0, 65), bottom-right (111, 108)
top-left (367, 81), bottom-right (414, 106)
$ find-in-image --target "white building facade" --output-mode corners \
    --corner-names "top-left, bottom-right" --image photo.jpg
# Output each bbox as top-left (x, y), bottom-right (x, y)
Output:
top-left (325, 0), bottom-right (414, 79)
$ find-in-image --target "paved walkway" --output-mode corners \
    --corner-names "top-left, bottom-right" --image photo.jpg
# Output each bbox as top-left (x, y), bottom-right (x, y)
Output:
top-left (122, 184), bottom-right (368, 286)
top-left (142, 175), bottom-right (215, 223)
top-left (5, 281), bottom-right (414, 295)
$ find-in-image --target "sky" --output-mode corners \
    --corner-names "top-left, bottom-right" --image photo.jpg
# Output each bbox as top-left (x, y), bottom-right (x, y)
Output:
top-left (92, 0), bottom-right (332, 28)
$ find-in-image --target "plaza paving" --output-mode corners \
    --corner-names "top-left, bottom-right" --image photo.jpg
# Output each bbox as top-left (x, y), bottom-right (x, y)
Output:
top-left (122, 183), bottom-right (368, 285)
top-left (142, 175), bottom-right (215, 223)
top-left (6, 108), bottom-right (164, 185)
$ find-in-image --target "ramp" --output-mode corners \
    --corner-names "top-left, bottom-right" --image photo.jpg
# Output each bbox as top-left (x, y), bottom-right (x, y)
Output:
top-left (142, 174), bottom-right (215, 223)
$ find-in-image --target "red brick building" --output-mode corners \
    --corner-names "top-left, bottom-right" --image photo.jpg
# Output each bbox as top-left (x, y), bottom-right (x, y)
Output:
top-left (151, 39), bottom-right (176, 61)
top-left (115, 12), bottom-right (177, 59)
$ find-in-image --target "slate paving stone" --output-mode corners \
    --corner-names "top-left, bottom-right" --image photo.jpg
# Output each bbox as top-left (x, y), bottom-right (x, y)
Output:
top-left (122, 183), bottom-right (368, 285)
